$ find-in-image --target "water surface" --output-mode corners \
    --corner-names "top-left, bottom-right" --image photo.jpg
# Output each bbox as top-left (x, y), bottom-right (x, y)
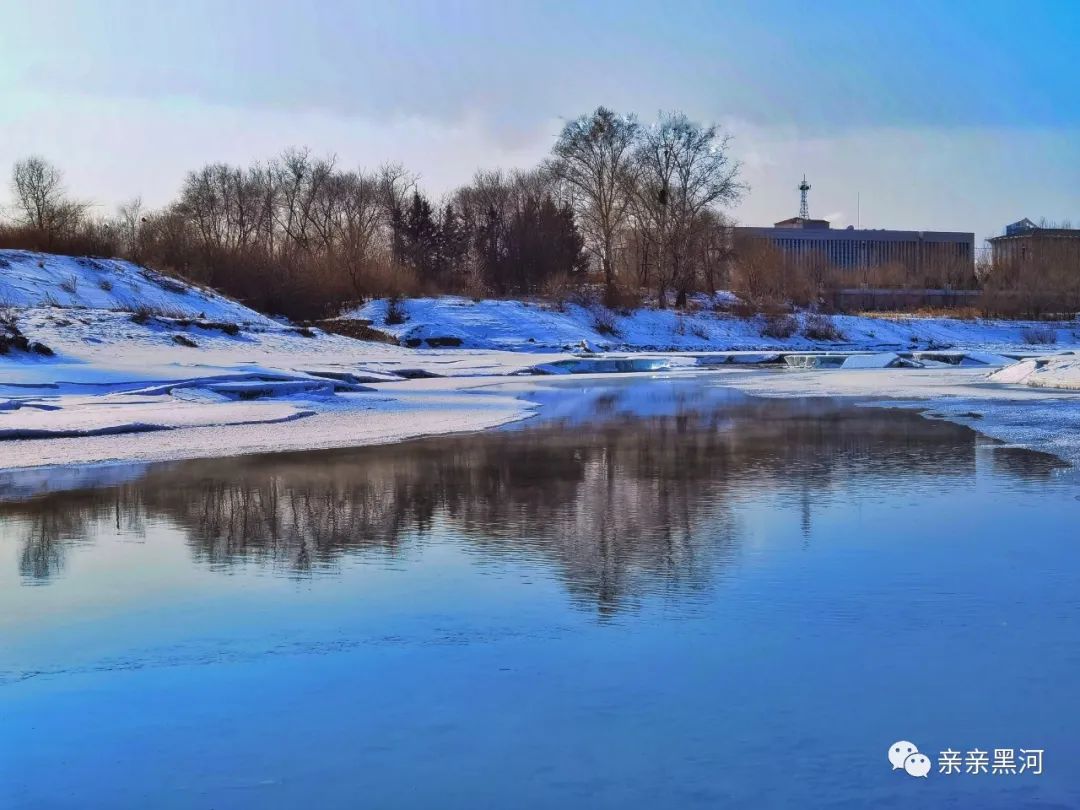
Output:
top-left (2, 377), bottom-right (1078, 808)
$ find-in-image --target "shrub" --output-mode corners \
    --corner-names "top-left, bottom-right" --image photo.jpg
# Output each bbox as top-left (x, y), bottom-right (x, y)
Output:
top-left (459, 269), bottom-right (489, 303)
top-left (314, 318), bottom-right (399, 345)
top-left (761, 313), bottom-right (798, 339)
top-left (802, 313), bottom-right (844, 342)
top-left (59, 275), bottom-right (79, 294)
top-left (1021, 324), bottom-right (1057, 345)
top-left (385, 296), bottom-right (408, 325)
top-left (171, 334), bottom-right (198, 347)
top-left (130, 306), bottom-right (153, 325)
top-left (140, 268), bottom-right (189, 295)
top-left (591, 307), bottom-right (620, 337)
top-left (540, 273), bottom-right (576, 311)
top-left (568, 286), bottom-right (601, 309)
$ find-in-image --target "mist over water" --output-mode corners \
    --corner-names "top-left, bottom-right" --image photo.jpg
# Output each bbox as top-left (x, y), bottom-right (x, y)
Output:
top-left (1, 378), bottom-right (1077, 808)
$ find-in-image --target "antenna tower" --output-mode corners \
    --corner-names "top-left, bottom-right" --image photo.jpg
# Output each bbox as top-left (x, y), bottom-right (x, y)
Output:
top-left (798, 175), bottom-right (811, 219)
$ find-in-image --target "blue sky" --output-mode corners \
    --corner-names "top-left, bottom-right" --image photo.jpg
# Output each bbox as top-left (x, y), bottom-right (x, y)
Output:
top-left (1, 0), bottom-right (1077, 242)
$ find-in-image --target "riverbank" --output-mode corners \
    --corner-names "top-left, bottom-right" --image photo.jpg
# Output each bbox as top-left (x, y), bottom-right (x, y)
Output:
top-left (6, 365), bottom-right (1080, 501)
top-left (4, 250), bottom-right (1080, 480)
top-left (347, 295), bottom-right (1080, 353)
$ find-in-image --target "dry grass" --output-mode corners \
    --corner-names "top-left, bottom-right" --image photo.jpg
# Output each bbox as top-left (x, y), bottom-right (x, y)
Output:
top-left (760, 313), bottom-right (798, 339)
top-left (802, 313), bottom-right (844, 342)
top-left (1021, 324), bottom-right (1057, 345)
top-left (863, 307), bottom-right (980, 321)
top-left (591, 307), bottom-right (620, 337)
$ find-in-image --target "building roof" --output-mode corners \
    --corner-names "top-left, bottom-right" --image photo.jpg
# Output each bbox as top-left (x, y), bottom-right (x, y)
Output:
top-left (735, 225), bottom-right (973, 243)
top-left (989, 222), bottom-right (1080, 242)
top-left (773, 217), bottom-right (831, 230)
top-left (1005, 218), bottom-right (1038, 235)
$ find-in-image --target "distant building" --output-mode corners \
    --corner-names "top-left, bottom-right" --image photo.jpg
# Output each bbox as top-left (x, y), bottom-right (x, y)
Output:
top-left (988, 218), bottom-right (1080, 267)
top-left (733, 178), bottom-right (974, 277)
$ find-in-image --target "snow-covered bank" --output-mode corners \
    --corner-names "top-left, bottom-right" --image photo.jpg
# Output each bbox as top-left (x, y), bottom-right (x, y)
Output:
top-left (0, 249), bottom-right (270, 323)
top-left (349, 295), bottom-right (1080, 353)
top-left (0, 250), bottom-right (556, 458)
top-left (4, 249), bottom-right (1080, 476)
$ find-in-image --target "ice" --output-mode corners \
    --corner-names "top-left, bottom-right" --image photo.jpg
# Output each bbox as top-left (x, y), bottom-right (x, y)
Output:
top-left (990, 356), bottom-right (1080, 390)
top-left (0, 397), bottom-right (312, 439)
top-left (529, 356), bottom-right (695, 375)
top-left (962, 351), bottom-right (1014, 366)
top-left (3, 248), bottom-right (1080, 472)
top-left (989, 359), bottom-right (1042, 385)
top-left (840, 352), bottom-right (904, 369)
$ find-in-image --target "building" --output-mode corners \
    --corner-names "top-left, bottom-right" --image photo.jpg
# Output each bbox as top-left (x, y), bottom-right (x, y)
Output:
top-left (733, 178), bottom-right (974, 277)
top-left (988, 218), bottom-right (1080, 268)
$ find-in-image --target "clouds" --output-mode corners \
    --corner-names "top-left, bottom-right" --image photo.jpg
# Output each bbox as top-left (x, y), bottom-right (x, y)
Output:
top-left (0, 1), bottom-right (1076, 243)
top-left (0, 89), bottom-right (558, 208)
top-left (6, 1), bottom-right (1077, 133)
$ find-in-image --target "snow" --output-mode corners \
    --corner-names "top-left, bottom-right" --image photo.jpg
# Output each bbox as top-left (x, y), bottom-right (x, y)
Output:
top-left (348, 295), bottom-right (1080, 353)
top-left (989, 354), bottom-right (1080, 390)
top-left (0, 396), bottom-right (311, 439)
top-left (0, 251), bottom-right (555, 467)
top-left (0, 249), bottom-right (274, 324)
top-left (3, 249), bottom-right (1080, 473)
top-left (0, 381), bottom-right (535, 470)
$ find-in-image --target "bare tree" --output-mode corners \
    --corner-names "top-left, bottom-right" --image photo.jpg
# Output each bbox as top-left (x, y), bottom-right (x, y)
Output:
top-left (377, 162), bottom-right (417, 218)
top-left (550, 107), bottom-right (639, 300)
top-left (116, 196), bottom-right (144, 259)
top-left (633, 112), bottom-right (743, 306)
top-left (10, 156), bottom-right (88, 241)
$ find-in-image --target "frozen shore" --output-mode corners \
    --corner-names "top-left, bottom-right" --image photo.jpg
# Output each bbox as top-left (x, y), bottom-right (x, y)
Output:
top-left (4, 250), bottom-right (1080, 479)
top-left (6, 363), bottom-right (1080, 487)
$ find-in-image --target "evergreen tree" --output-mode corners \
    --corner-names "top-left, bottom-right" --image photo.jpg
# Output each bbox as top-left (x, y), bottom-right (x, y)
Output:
top-left (436, 203), bottom-right (469, 278)
top-left (399, 191), bottom-right (439, 279)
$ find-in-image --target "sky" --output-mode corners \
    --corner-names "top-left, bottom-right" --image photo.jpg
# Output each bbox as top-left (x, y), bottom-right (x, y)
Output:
top-left (0, 0), bottom-right (1077, 245)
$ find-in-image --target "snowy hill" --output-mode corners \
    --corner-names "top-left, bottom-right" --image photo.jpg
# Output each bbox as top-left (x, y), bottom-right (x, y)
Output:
top-left (0, 251), bottom-right (541, 386)
top-left (0, 249), bottom-right (274, 324)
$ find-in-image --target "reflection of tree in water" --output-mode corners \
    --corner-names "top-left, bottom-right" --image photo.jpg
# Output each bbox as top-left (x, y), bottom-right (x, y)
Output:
top-left (1, 397), bottom-right (1054, 611)
top-left (13, 490), bottom-right (145, 584)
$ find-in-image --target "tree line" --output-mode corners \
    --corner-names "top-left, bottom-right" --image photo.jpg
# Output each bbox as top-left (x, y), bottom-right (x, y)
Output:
top-left (3, 107), bottom-right (1076, 320)
top-left (1, 108), bottom-right (744, 319)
